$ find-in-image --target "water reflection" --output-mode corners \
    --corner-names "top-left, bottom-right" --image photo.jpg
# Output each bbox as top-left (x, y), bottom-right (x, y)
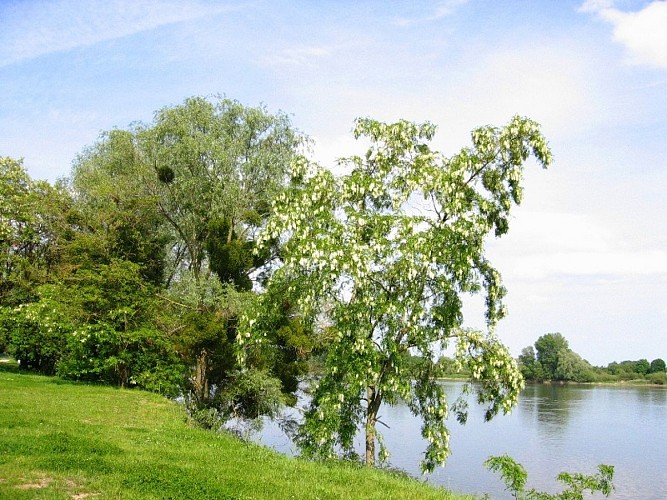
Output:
top-left (520, 384), bottom-right (587, 439)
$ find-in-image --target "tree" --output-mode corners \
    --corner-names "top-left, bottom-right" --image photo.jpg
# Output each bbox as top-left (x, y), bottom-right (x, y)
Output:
top-left (518, 345), bottom-right (544, 381)
top-left (534, 333), bottom-right (569, 380)
top-left (70, 129), bottom-right (170, 285)
top-left (634, 358), bottom-right (650, 375)
top-left (0, 157), bottom-right (70, 308)
top-left (1, 157), bottom-right (74, 360)
top-left (554, 349), bottom-right (594, 383)
top-left (135, 96), bottom-right (306, 408)
top-left (650, 358), bottom-right (666, 373)
top-left (241, 115), bottom-right (552, 471)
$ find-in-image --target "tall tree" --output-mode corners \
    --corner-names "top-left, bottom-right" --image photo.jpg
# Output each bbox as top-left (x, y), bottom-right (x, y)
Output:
top-left (534, 333), bottom-right (569, 380)
top-left (137, 96), bottom-right (307, 406)
top-left (70, 129), bottom-right (169, 284)
top-left (241, 115), bottom-right (552, 471)
top-left (0, 157), bottom-right (70, 307)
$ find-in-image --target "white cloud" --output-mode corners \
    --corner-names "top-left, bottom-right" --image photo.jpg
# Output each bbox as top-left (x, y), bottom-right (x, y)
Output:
top-left (580, 0), bottom-right (667, 68)
top-left (490, 211), bottom-right (667, 280)
top-left (0, 0), bottom-right (241, 67)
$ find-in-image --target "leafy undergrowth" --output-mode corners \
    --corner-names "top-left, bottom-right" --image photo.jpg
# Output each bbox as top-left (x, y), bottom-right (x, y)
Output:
top-left (0, 364), bottom-right (468, 499)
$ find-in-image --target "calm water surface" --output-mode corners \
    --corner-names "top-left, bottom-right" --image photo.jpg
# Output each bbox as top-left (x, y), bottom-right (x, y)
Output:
top-left (258, 382), bottom-right (667, 499)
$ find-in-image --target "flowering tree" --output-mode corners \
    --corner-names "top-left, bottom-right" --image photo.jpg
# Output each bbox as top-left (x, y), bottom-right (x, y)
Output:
top-left (240, 116), bottom-right (552, 472)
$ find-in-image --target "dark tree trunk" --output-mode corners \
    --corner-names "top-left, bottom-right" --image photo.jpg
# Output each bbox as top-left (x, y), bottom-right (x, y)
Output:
top-left (193, 348), bottom-right (210, 403)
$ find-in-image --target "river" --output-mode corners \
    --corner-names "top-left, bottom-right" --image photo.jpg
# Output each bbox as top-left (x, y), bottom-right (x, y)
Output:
top-left (256, 381), bottom-right (667, 499)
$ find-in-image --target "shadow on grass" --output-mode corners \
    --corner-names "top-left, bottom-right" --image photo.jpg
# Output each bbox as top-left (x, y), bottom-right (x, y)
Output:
top-left (0, 358), bottom-right (20, 374)
top-left (0, 360), bottom-right (127, 389)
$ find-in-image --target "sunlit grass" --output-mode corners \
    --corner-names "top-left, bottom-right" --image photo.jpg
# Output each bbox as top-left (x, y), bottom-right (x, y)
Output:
top-left (0, 362), bottom-right (469, 499)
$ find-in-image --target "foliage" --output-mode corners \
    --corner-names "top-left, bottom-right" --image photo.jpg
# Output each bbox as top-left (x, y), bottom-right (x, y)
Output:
top-left (58, 323), bottom-right (184, 396)
top-left (484, 454), bottom-right (527, 498)
top-left (606, 359), bottom-right (655, 379)
top-left (241, 115), bottom-right (552, 471)
top-left (534, 333), bottom-right (569, 380)
top-left (435, 355), bottom-right (469, 377)
top-left (134, 96), bottom-right (307, 408)
top-left (518, 346), bottom-right (545, 381)
top-left (649, 358), bottom-right (666, 373)
top-left (485, 454), bottom-right (614, 499)
top-left (70, 129), bottom-right (170, 285)
top-left (554, 350), bottom-right (594, 383)
top-left (1, 293), bottom-right (71, 374)
top-left (634, 358), bottom-right (650, 375)
top-left (0, 157), bottom-right (71, 308)
top-left (646, 372), bottom-right (667, 385)
top-left (521, 333), bottom-right (594, 383)
top-left (56, 96), bottom-right (313, 421)
top-left (214, 368), bottom-right (285, 421)
top-left (520, 332), bottom-right (664, 383)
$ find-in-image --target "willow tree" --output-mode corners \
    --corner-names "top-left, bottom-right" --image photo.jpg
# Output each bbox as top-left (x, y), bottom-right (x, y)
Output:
top-left (137, 96), bottom-right (307, 407)
top-left (240, 116), bottom-right (552, 472)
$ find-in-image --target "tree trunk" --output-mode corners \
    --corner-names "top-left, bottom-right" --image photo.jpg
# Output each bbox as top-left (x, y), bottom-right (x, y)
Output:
top-left (194, 348), bottom-right (209, 403)
top-left (365, 385), bottom-right (382, 467)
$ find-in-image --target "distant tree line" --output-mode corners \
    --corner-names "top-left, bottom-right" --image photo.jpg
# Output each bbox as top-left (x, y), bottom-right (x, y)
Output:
top-left (517, 333), bottom-right (666, 385)
top-left (430, 334), bottom-right (666, 385)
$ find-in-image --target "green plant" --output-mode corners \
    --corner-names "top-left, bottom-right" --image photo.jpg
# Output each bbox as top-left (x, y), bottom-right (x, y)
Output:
top-left (3, 298), bottom-right (71, 375)
top-left (57, 324), bottom-right (185, 396)
top-left (485, 454), bottom-right (614, 499)
top-left (647, 372), bottom-right (667, 385)
top-left (485, 454), bottom-right (528, 498)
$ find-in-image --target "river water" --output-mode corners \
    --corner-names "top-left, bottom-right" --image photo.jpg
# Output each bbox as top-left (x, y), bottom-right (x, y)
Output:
top-left (256, 381), bottom-right (667, 499)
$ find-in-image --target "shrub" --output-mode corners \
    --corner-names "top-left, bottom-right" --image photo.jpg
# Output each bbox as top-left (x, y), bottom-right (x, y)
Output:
top-left (2, 300), bottom-right (71, 374)
top-left (57, 324), bottom-right (185, 396)
top-left (647, 372), bottom-right (667, 385)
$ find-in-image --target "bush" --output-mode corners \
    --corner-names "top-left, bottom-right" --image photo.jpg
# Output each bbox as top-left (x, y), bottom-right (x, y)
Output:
top-left (647, 372), bottom-right (667, 385)
top-left (2, 300), bottom-right (71, 374)
top-left (214, 368), bottom-right (285, 421)
top-left (57, 324), bottom-right (185, 396)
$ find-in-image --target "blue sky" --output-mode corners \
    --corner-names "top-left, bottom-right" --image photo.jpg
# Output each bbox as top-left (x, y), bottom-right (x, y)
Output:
top-left (1, 0), bottom-right (666, 365)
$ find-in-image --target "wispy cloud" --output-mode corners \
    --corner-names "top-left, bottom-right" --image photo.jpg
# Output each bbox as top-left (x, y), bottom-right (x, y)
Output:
top-left (260, 45), bottom-right (331, 67)
top-left (0, 0), bottom-right (243, 68)
top-left (394, 0), bottom-right (469, 26)
top-left (580, 0), bottom-right (667, 68)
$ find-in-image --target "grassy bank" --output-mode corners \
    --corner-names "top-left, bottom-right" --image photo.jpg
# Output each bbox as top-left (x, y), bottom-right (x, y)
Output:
top-left (0, 362), bottom-right (468, 499)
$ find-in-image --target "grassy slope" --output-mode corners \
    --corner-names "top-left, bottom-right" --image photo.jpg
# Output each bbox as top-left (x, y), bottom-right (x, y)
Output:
top-left (0, 364), bottom-right (469, 500)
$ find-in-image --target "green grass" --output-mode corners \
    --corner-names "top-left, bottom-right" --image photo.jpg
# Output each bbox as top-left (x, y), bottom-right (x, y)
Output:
top-left (0, 361), bottom-right (469, 499)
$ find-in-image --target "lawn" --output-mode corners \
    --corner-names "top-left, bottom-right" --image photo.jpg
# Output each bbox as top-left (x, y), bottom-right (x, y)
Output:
top-left (0, 361), bottom-right (469, 499)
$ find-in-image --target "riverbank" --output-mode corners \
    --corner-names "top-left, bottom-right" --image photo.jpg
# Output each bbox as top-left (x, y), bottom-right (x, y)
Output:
top-left (0, 362), bottom-right (469, 499)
